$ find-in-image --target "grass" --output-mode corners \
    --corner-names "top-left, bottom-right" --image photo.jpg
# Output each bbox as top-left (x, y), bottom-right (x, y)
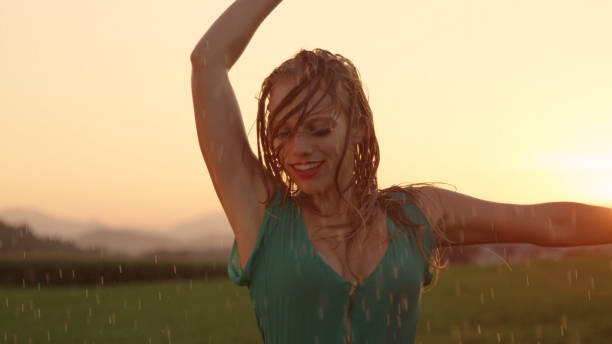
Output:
top-left (1, 255), bottom-right (612, 343)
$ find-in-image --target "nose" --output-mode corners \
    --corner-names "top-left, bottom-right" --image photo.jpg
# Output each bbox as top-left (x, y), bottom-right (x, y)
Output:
top-left (288, 132), bottom-right (313, 156)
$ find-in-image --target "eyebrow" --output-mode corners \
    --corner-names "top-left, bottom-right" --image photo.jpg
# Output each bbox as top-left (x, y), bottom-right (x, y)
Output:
top-left (272, 115), bottom-right (335, 133)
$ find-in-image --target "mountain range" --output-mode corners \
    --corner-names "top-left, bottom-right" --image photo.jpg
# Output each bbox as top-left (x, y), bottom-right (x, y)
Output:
top-left (0, 208), bottom-right (234, 256)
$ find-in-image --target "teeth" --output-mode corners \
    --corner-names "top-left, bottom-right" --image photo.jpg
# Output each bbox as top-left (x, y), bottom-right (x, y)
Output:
top-left (294, 162), bottom-right (321, 171)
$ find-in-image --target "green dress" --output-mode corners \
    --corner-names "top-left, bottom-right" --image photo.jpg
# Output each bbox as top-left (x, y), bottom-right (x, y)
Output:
top-left (228, 190), bottom-right (436, 343)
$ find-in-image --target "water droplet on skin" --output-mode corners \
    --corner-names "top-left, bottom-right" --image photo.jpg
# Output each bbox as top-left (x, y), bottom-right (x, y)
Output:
top-left (216, 145), bottom-right (224, 162)
top-left (448, 212), bottom-right (456, 226)
top-left (529, 206), bottom-right (536, 217)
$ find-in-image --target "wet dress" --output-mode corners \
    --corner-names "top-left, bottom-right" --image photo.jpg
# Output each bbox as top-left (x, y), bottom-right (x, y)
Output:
top-left (228, 190), bottom-right (437, 344)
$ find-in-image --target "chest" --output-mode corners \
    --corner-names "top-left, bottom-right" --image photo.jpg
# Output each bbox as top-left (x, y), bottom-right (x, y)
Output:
top-left (302, 209), bottom-right (390, 282)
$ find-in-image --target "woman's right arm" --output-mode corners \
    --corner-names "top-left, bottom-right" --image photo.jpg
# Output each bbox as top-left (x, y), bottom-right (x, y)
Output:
top-left (190, 0), bottom-right (282, 268)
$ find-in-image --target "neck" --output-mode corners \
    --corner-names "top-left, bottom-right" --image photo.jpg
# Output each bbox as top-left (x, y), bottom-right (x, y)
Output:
top-left (299, 186), bottom-right (358, 223)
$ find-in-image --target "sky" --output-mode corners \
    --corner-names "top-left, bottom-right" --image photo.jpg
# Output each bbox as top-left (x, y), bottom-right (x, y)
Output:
top-left (1, 0), bottom-right (611, 232)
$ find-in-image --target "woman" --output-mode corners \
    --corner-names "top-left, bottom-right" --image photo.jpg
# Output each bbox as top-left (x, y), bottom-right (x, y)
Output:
top-left (190, 0), bottom-right (612, 343)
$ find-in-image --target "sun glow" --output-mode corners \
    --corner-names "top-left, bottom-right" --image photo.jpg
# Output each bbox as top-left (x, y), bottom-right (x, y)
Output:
top-left (533, 152), bottom-right (612, 204)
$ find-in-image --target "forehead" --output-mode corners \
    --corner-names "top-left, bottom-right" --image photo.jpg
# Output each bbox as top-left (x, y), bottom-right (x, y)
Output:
top-left (268, 79), bottom-right (339, 126)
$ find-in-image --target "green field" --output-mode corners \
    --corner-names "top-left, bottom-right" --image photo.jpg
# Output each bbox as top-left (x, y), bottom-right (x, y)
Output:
top-left (2, 255), bottom-right (612, 344)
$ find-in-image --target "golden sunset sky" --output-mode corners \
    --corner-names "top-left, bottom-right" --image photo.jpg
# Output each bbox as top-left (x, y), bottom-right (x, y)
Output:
top-left (1, 0), bottom-right (611, 232)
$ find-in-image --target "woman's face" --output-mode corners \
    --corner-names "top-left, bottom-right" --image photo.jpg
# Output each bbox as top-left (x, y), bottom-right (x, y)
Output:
top-left (268, 79), bottom-right (361, 197)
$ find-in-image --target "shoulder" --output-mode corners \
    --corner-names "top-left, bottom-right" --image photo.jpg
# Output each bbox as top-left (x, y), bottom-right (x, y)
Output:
top-left (405, 185), bottom-right (446, 230)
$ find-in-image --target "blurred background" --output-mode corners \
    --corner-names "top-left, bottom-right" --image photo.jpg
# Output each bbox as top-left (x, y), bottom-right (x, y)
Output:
top-left (1, 0), bottom-right (611, 343)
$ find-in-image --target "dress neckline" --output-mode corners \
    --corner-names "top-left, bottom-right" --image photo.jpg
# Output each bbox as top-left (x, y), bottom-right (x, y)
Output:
top-left (297, 204), bottom-right (392, 285)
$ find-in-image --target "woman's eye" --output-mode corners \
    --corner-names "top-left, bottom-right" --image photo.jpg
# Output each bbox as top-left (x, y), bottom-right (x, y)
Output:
top-left (312, 128), bottom-right (331, 136)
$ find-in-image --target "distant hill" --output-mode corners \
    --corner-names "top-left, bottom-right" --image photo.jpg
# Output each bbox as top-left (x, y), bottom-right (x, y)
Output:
top-left (0, 208), bottom-right (104, 240)
top-left (169, 211), bottom-right (232, 242)
top-left (75, 228), bottom-right (188, 256)
top-left (0, 220), bottom-right (81, 253)
top-left (0, 207), bottom-right (234, 257)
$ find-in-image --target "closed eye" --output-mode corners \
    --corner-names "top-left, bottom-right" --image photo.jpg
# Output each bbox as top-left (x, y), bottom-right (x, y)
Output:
top-left (312, 128), bottom-right (331, 136)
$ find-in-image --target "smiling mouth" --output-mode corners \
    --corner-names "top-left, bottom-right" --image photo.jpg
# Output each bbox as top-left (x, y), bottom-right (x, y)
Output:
top-left (290, 161), bottom-right (324, 178)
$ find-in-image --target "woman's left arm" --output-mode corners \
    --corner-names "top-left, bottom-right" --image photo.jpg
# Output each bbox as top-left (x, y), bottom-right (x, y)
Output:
top-left (418, 186), bottom-right (612, 247)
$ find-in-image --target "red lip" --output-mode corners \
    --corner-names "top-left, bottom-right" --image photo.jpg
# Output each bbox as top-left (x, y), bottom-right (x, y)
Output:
top-left (291, 161), bottom-right (324, 179)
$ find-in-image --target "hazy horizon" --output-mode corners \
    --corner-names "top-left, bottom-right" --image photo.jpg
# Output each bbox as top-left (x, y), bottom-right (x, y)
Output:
top-left (2, 0), bottom-right (611, 232)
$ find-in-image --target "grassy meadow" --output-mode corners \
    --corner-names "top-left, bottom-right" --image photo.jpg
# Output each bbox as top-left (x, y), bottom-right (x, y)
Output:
top-left (1, 255), bottom-right (612, 344)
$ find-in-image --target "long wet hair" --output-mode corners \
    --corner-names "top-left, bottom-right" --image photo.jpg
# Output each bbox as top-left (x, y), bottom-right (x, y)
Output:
top-left (256, 49), bottom-right (446, 281)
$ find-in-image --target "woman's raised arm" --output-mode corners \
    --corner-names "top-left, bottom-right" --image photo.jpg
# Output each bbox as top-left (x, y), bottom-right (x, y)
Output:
top-left (190, 0), bottom-right (282, 268)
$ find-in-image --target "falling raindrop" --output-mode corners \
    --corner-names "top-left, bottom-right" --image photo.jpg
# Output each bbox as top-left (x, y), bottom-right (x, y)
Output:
top-left (526, 274), bottom-right (530, 287)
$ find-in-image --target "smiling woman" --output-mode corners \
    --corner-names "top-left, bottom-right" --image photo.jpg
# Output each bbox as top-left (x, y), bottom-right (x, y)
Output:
top-left (189, 0), bottom-right (612, 343)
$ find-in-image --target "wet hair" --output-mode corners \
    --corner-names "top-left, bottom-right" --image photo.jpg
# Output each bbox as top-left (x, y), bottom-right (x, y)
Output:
top-left (256, 49), bottom-right (445, 281)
